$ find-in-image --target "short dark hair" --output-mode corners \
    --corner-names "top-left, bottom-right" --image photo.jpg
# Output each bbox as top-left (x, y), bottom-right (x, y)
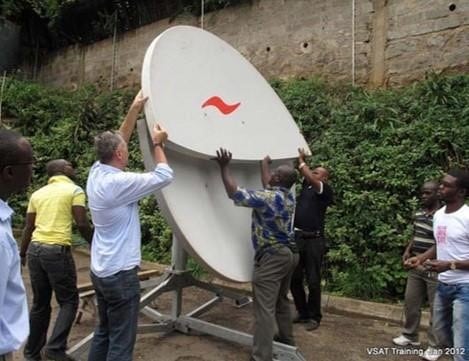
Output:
top-left (277, 165), bottom-right (297, 188)
top-left (447, 168), bottom-right (469, 195)
top-left (94, 131), bottom-right (123, 163)
top-left (422, 180), bottom-right (439, 190)
top-left (46, 159), bottom-right (67, 177)
top-left (0, 129), bottom-right (24, 168)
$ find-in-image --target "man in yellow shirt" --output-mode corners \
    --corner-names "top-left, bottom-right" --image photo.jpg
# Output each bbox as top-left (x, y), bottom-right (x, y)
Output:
top-left (20, 159), bottom-right (93, 361)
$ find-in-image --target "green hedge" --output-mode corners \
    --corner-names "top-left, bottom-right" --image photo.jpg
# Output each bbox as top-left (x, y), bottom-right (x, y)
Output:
top-left (2, 74), bottom-right (468, 300)
top-left (273, 74), bottom-right (468, 300)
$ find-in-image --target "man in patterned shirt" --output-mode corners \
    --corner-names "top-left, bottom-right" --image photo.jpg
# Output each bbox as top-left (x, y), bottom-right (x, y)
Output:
top-left (213, 148), bottom-right (299, 361)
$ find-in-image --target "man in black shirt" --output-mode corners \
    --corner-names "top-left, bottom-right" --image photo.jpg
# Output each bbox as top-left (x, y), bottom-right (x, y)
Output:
top-left (290, 149), bottom-right (333, 331)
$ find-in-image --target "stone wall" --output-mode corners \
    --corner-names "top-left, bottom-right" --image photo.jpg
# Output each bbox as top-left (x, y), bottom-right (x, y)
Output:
top-left (30, 0), bottom-right (468, 90)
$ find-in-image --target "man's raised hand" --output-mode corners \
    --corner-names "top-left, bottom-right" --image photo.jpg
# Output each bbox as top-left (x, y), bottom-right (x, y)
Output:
top-left (213, 148), bottom-right (232, 167)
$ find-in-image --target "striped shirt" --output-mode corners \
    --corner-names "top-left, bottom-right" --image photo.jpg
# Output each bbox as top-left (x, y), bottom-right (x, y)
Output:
top-left (410, 210), bottom-right (437, 255)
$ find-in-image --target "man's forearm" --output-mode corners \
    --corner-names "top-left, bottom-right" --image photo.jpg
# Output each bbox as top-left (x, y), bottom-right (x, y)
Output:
top-left (417, 245), bottom-right (436, 263)
top-left (20, 228), bottom-right (33, 257)
top-left (153, 144), bottom-right (168, 164)
top-left (221, 166), bottom-right (237, 198)
top-left (78, 224), bottom-right (94, 244)
top-left (119, 105), bottom-right (141, 144)
top-left (260, 160), bottom-right (270, 189)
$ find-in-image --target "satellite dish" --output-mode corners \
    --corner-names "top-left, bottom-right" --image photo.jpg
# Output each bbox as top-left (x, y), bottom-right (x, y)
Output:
top-left (142, 25), bottom-right (308, 161)
top-left (142, 26), bottom-right (309, 282)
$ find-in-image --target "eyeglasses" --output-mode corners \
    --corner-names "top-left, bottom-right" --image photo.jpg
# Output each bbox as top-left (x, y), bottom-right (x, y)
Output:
top-left (0, 159), bottom-right (36, 169)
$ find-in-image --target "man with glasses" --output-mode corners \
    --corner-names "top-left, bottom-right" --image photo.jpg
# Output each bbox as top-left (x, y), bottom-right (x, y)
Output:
top-left (20, 159), bottom-right (93, 361)
top-left (0, 129), bottom-right (34, 361)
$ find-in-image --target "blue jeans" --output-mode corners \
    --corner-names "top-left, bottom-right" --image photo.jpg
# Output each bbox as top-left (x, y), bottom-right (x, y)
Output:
top-left (433, 282), bottom-right (469, 361)
top-left (88, 268), bottom-right (140, 361)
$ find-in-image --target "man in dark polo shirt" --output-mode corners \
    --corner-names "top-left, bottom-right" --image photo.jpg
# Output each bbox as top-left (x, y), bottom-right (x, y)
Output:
top-left (290, 148), bottom-right (333, 331)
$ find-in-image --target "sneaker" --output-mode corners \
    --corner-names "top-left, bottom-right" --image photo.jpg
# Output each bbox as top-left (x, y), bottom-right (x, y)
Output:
top-left (392, 334), bottom-right (420, 346)
top-left (421, 346), bottom-right (442, 361)
top-left (305, 319), bottom-right (320, 331)
top-left (44, 350), bottom-right (76, 361)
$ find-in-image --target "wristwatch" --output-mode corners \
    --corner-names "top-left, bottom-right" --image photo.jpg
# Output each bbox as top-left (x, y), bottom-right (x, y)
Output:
top-left (450, 260), bottom-right (457, 270)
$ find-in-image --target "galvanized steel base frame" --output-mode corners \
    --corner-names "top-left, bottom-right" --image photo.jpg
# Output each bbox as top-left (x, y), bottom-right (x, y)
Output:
top-left (68, 121), bottom-right (306, 361)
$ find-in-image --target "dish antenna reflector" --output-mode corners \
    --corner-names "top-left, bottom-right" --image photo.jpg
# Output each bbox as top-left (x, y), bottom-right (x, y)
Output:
top-left (141, 26), bottom-right (310, 282)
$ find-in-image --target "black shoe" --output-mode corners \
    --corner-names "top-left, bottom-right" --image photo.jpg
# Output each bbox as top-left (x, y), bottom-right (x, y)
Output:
top-left (273, 334), bottom-right (295, 346)
top-left (44, 350), bottom-right (76, 361)
top-left (292, 315), bottom-right (311, 324)
top-left (305, 319), bottom-right (320, 331)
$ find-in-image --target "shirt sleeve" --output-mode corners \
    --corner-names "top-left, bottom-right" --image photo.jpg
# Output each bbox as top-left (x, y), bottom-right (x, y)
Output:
top-left (0, 237), bottom-right (13, 347)
top-left (72, 186), bottom-right (86, 207)
top-left (105, 164), bottom-right (174, 207)
top-left (26, 196), bottom-right (36, 213)
top-left (232, 187), bottom-right (273, 209)
top-left (318, 183), bottom-right (334, 205)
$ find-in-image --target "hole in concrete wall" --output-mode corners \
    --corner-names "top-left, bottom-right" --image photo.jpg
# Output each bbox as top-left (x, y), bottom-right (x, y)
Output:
top-left (302, 42), bottom-right (309, 49)
top-left (130, 67), bottom-right (134, 72)
top-left (266, 46), bottom-right (271, 52)
top-left (448, 3), bottom-right (456, 11)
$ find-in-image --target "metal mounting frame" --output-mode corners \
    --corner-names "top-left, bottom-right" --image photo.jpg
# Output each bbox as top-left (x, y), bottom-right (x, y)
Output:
top-left (68, 121), bottom-right (306, 361)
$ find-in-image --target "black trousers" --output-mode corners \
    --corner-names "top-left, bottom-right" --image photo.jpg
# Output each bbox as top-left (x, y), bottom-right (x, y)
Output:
top-left (24, 242), bottom-right (79, 360)
top-left (290, 232), bottom-right (325, 323)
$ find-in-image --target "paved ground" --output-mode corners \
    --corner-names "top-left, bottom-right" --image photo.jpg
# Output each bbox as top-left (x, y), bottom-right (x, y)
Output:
top-left (14, 250), bottom-right (451, 361)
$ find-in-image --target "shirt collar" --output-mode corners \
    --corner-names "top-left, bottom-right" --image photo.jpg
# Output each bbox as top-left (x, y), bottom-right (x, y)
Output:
top-left (0, 198), bottom-right (14, 222)
top-left (48, 175), bottom-right (74, 184)
top-left (95, 161), bottom-right (122, 173)
top-left (270, 186), bottom-right (292, 193)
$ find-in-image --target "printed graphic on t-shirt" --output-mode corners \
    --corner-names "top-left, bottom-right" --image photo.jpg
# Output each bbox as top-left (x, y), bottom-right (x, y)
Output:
top-left (435, 225), bottom-right (447, 245)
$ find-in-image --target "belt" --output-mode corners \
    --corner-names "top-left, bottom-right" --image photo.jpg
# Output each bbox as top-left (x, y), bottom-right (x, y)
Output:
top-left (254, 243), bottom-right (297, 262)
top-left (31, 242), bottom-right (71, 250)
top-left (295, 228), bottom-right (322, 238)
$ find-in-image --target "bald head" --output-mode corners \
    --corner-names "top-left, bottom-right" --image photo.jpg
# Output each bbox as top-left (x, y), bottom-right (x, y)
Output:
top-left (271, 164), bottom-right (297, 188)
top-left (312, 166), bottom-right (330, 182)
top-left (46, 159), bottom-right (74, 178)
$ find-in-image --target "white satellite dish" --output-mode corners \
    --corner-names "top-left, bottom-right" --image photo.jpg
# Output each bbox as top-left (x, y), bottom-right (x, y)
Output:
top-left (142, 26), bottom-right (310, 282)
top-left (142, 25), bottom-right (309, 161)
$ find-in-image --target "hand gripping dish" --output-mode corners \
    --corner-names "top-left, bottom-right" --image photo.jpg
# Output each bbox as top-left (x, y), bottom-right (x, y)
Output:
top-left (141, 25), bottom-right (309, 282)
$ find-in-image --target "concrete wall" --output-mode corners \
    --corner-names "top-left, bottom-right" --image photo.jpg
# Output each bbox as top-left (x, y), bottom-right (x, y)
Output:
top-left (30, 0), bottom-right (468, 90)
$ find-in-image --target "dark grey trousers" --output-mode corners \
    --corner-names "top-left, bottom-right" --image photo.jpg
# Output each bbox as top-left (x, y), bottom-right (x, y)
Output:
top-left (0, 353), bottom-right (13, 361)
top-left (24, 242), bottom-right (79, 360)
top-left (251, 247), bottom-right (299, 361)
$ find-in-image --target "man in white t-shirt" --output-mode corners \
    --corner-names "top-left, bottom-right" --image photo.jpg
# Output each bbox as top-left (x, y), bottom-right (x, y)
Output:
top-left (421, 169), bottom-right (469, 361)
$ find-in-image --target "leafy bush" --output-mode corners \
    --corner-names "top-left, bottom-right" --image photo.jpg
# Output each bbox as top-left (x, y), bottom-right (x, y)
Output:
top-left (2, 74), bottom-right (468, 300)
top-left (273, 74), bottom-right (468, 300)
top-left (1, 79), bottom-right (171, 254)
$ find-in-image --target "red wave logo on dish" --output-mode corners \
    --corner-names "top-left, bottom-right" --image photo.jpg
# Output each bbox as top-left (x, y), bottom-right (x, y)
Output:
top-left (201, 96), bottom-right (241, 115)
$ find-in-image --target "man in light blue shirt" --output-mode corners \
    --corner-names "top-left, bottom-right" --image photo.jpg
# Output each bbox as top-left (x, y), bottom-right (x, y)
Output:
top-left (0, 129), bottom-right (34, 360)
top-left (86, 90), bottom-right (173, 361)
